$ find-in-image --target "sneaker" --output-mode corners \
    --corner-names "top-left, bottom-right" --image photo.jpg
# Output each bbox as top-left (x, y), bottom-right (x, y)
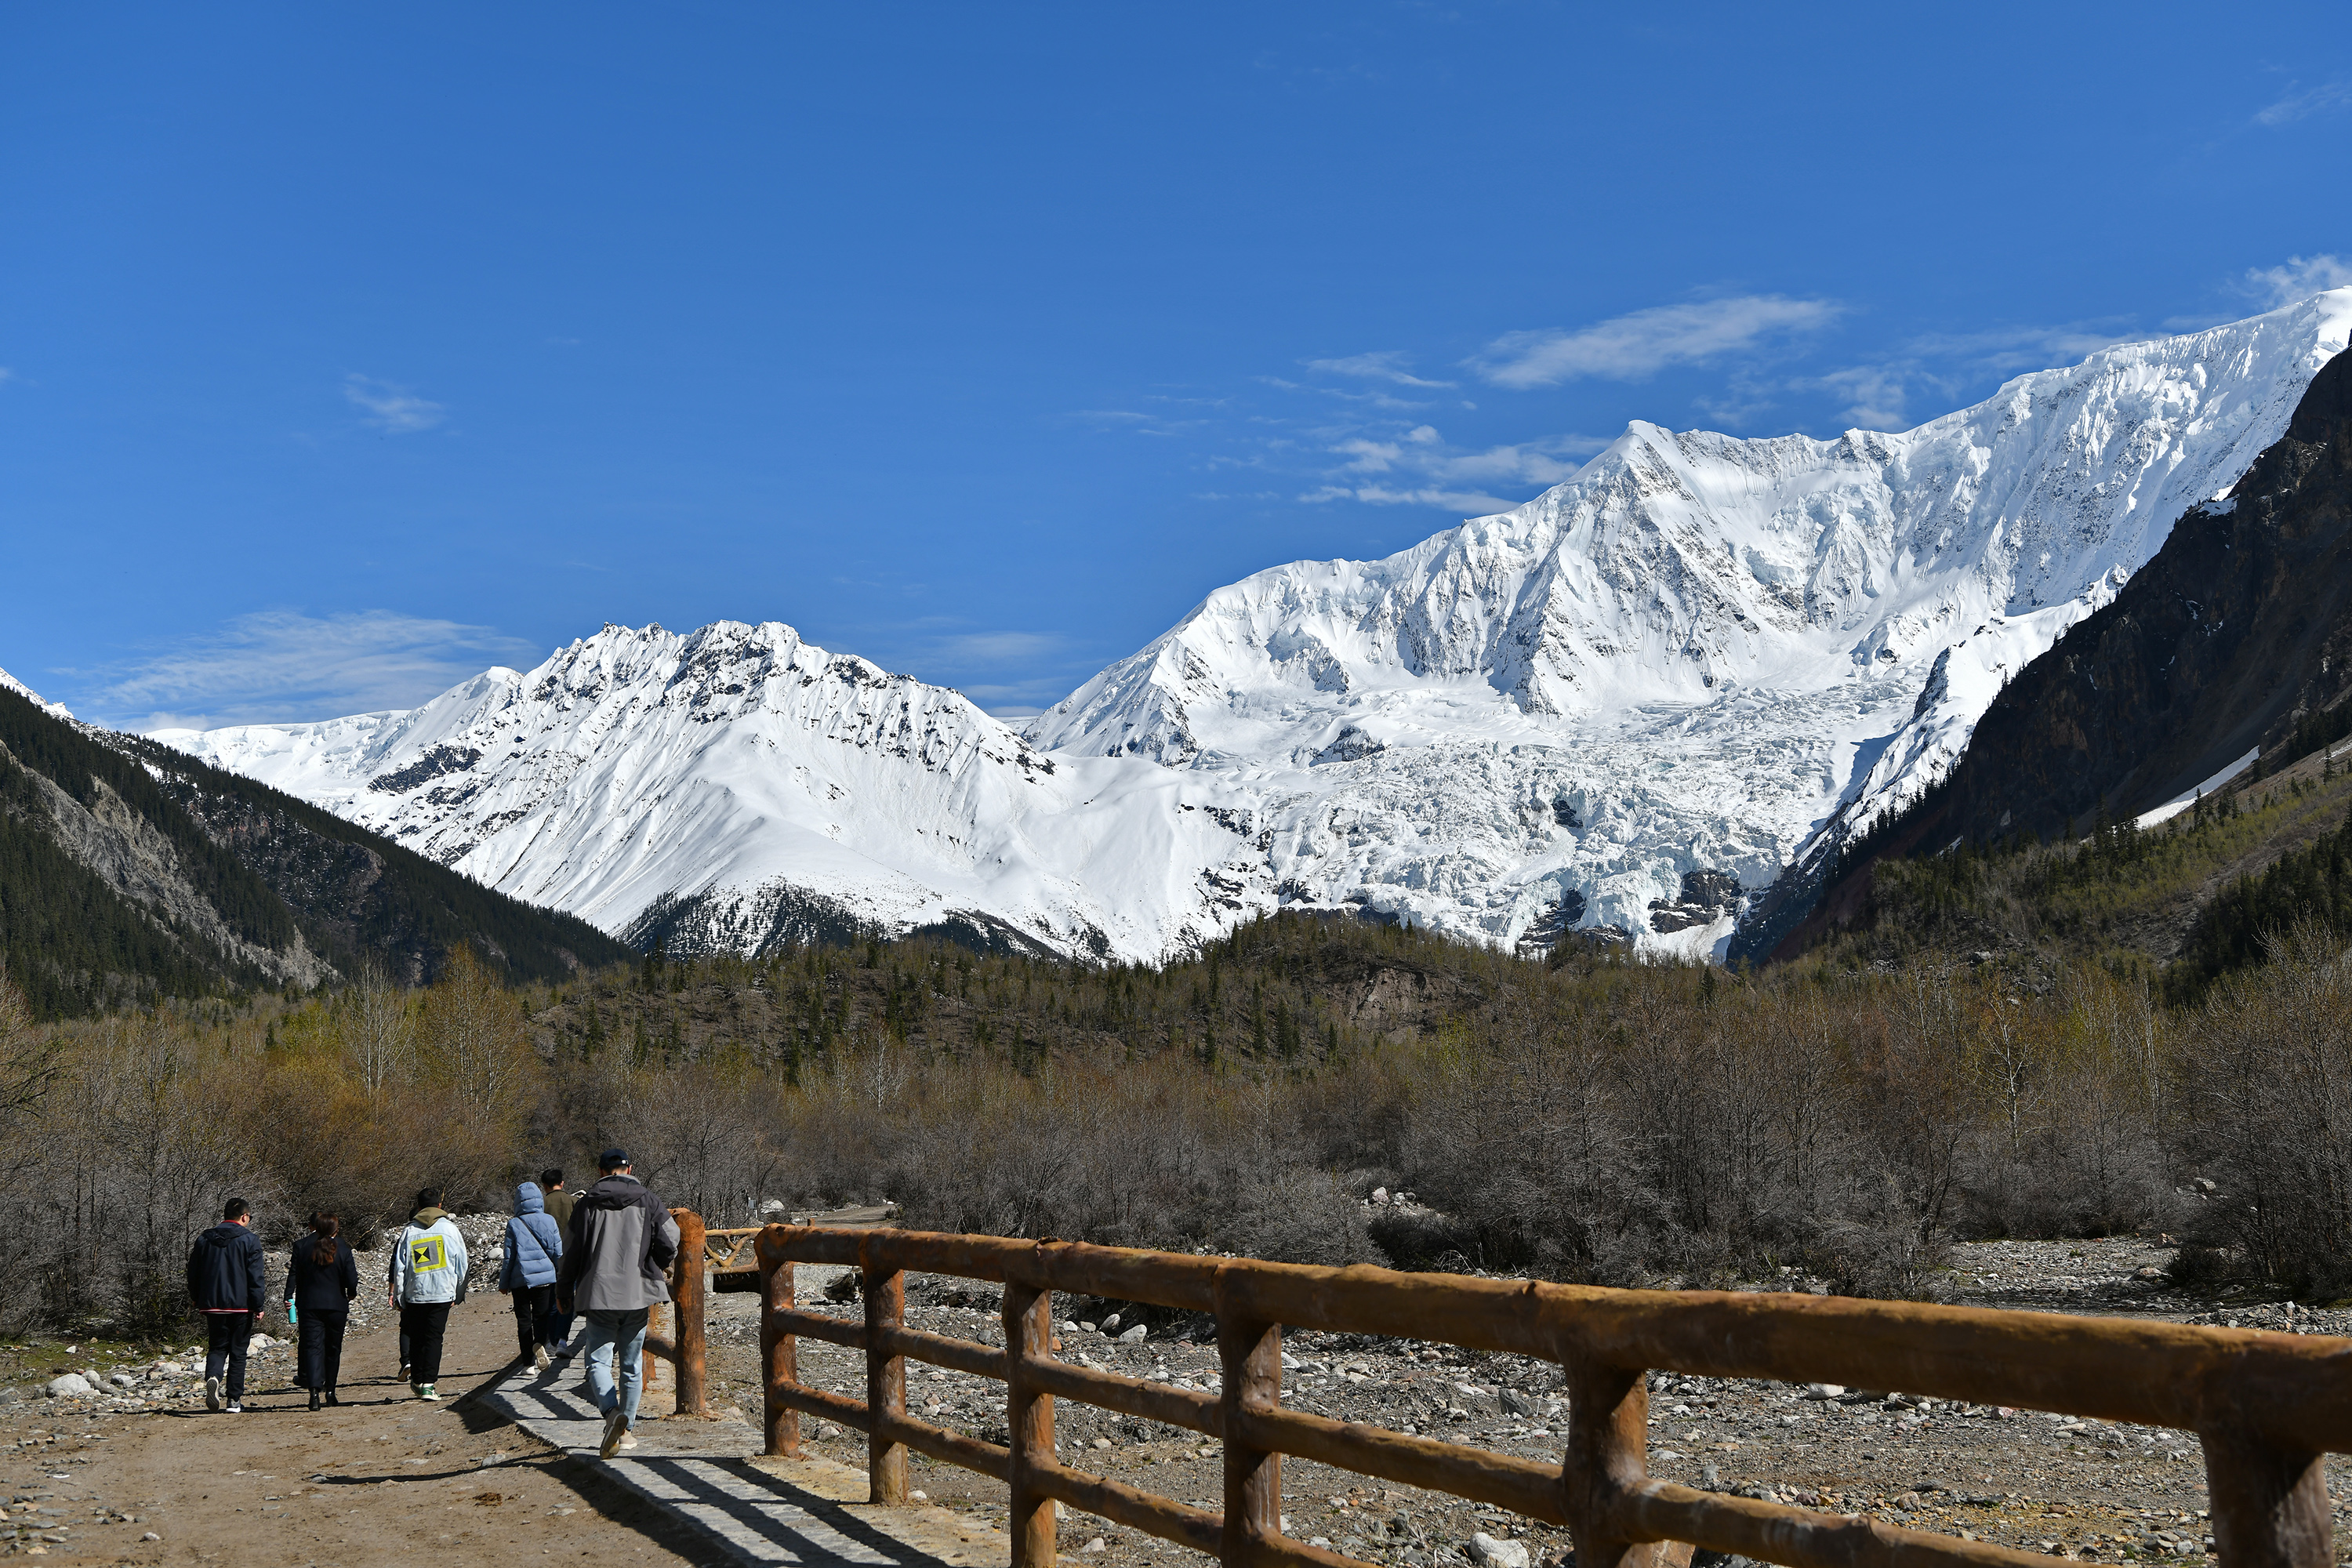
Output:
top-left (397, 1363), bottom-right (410, 1383)
top-left (599, 1406), bottom-right (628, 1459)
top-left (533, 1345), bottom-right (552, 1371)
top-left (224, 1401), bottom-right (242, 1413)
top-left (419, 1385), bottom-right (441, 1403)
top-left (550, 1341), bottom-right (576, 1359)
top-left (205, 1376), bottom-right (223, 1412)
top-left (618, 1431), bottom-right (637, 1451)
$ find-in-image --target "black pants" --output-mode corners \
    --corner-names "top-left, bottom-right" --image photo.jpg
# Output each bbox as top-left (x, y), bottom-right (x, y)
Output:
top-left (510, 1285), bottom-right (558, 1356)
top-left (400, 1302), bottom-right (451, 1386)
top-left (203, 1312), bottom-right (254, 1401)
top-left (297, 1307), bottom-right (349, 1391)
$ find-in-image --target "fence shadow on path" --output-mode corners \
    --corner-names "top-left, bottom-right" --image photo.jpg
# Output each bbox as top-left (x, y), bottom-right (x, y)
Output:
top-left (474, 1358), bottom-right (1010, 1568)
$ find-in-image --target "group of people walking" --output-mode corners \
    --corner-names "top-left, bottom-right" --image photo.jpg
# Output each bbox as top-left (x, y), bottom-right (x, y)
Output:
top-left (183, 1148), bottom-right (681, 1459)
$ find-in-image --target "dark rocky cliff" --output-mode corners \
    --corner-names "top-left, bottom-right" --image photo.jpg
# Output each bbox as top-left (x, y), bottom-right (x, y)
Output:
top-left (1896, 344), bottom-right (2352, 849)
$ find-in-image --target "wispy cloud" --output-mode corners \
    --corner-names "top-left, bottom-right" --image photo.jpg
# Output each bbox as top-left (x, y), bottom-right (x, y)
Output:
top-left (1303, 351), bottom-right (1455, 389)
top-left (1798, 319), bottom-right (2140, 430)
top-left (1469, 295), bottom-right (1842, 388)
top-left (343, 373), bottom-right (446, 434)
top-left (88, 610), bottom-right (534, 731)
top-left (2254, 80), bottom-right (2352, 127)
top-left (931, 630), bottom-right (1065, 663)
top-left (1301, 424), bottom-right (1605, 514)
top-left (1067, 406), bottom-right (1208, 437)
top-left (2245, 254), bottom-right (2352, 308)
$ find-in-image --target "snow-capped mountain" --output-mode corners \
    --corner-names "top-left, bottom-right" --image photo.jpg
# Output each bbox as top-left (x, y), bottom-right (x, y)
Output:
top-left (154, 622), bottom-right (1271, 960)
top-left (159, 292), bottom-right (2352, 963)
top-left (1029, 290), bottom-right (2352, 954)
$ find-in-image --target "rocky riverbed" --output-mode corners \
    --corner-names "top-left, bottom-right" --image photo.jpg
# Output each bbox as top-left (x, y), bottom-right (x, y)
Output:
top-left (697, 1238), bottom-right (2352, 1568)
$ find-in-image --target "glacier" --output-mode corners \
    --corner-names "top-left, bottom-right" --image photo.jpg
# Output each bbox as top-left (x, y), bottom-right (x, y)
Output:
top-left (158, 290), bottom-right (2352, 962)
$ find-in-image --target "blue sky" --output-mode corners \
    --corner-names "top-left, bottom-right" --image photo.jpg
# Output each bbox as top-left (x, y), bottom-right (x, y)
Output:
top-left (5, 3), bottom-right (2348, 728)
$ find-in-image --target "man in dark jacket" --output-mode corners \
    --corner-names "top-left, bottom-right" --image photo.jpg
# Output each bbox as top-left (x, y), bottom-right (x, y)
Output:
top-left (557, 1149), bottom-right (680, 1458)
top-left (185, 1196), bottom-right (267, 1413)
top-left (539, 1168), bottom-right (579, 1357)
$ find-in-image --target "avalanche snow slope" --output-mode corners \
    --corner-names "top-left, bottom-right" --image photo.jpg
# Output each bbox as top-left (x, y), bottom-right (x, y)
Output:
top-left (154, 622), bottom-right (1268, 961)
top-left (1029, 291), bottom-right (2352, 957)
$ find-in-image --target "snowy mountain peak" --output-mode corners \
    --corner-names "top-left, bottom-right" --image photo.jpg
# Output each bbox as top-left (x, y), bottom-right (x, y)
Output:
top-left (1030, 291), bottom-right (2352, 774)
top-left (157, 619), bottom-right (1254, 962)
top-left (154, 292), bottom-right (2352, 964)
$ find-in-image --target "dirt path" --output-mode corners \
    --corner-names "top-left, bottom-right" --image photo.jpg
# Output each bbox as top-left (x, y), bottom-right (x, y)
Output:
top-left (2, 1296), bottom-right (732, 1566)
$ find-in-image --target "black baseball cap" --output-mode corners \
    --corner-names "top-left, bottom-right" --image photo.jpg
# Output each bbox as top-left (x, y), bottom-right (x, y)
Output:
top-left (599, 1147), bottom-right (630, 1170)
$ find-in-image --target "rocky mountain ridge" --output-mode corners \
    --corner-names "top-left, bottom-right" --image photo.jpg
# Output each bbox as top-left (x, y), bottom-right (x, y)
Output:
top-left (159, 292), bottom-right (2352, 962)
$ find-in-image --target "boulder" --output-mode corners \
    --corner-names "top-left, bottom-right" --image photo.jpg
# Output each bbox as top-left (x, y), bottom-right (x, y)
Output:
top-left (1118, 1323), bottom-right (1148, 1342)
top-left (1470, 1534), bottom-right (1530, 1568)
top-left (45, 1373), bottom-right (93, 1398)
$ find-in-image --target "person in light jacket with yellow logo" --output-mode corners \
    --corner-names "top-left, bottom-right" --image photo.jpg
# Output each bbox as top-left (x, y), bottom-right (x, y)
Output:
top-left (388, 1187), bottom-right (469, 1401)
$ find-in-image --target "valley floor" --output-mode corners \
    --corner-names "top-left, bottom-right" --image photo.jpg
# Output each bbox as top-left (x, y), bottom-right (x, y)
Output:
top-left (8, 1242), bottom-right (2349, 1567)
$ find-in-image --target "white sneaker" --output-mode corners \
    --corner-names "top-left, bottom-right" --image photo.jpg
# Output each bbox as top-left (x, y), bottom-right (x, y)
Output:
top-left (600, 1407), bottom-right (628, 1459)
top-left (619, 1431), bottom-right (637, 1450)
top-left (533, 1345), bottom-right (552, 1371)
top-left (223, 1401), bottom-right (242, 1413)
top-left (205, 1377), bottom-right (223, 1411)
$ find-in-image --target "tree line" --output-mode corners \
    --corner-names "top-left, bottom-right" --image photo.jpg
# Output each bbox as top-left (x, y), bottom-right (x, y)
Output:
top-left (5, 904), bottom-right (2350, 1338)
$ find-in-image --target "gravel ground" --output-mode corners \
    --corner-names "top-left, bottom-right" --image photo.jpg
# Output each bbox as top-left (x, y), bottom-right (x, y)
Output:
top-left (699, 1239), bottom-right (2352, 1568)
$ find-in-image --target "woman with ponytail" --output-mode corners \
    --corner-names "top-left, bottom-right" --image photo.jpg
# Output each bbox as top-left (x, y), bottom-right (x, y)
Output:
top-left (285, 1211), bottom-right (360, 1409)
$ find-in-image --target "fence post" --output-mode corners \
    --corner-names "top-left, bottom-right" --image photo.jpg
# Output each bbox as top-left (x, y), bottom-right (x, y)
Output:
top-left (643, 1301), bottom-right (665, 1396)
top-left (760, 1232), bottom-right (800, 1458)
top-left (2202, 1425), bottom-right (2331, 1568)
top-left (864, 1241), bottom-right (908, 1505)
top-left (1563, 1356), bottom-right (1688, 1568)
top-left (1003, 1278), bottom-right (1056, 1568)
top-left (1217, 1279), bottom-right (1283, 1568)
top-left (671, 1209), bottom-right (706, 1417)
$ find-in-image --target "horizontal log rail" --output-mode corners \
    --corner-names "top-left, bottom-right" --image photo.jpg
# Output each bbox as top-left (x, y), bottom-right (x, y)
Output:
top-left (752, 1224), bottom-right (2352, 1568)
top-left (707, 1225), bottom-right (765, 1275)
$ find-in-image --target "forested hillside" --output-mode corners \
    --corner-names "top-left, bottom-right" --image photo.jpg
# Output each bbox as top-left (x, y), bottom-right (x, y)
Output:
top-left (0, 684), bottom-right (628, 1017)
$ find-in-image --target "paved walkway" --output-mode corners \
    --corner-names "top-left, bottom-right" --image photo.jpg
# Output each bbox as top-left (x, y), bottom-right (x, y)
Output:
top-left (474, 1359), bottom-right (1008, 1568)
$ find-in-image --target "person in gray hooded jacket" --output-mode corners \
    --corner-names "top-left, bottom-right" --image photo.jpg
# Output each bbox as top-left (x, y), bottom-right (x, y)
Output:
top-left (557, 1149), bottom-right (680, 1457)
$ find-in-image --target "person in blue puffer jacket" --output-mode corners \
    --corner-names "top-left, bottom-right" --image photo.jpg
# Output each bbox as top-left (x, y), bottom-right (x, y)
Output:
top-left (499, 1181), bottom-right (564, 1370)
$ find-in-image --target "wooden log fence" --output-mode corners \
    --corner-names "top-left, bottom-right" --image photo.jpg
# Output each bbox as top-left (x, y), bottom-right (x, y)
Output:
top-left (724, 1223), bottom-right (2352, 1568)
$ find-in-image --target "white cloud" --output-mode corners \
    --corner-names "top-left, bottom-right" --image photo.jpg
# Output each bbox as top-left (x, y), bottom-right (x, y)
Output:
top-left (931, 630), bottom-right (1064, 663)
top-left (1810, 365), bottom-right (1912, 430)
top-left (1304, 351), bottom-right (1456, 388)
top-left (1301, 425), bottom-right (1604, 514)
top-left (2255, 81), bottom-right (2352, 127)
top-left (1470, 295), bottom-right (1842, 388)
top-left (343, 374), bottom-right (446, 434)
top-left (1798, 319), bottom-right (2143, 431)
top-left (1305, 482), bottom-right (1522, 513)
top-left (91, 610), bottom-right (534, 730)
top-left (2245, 254), bottom-right (2352, 307)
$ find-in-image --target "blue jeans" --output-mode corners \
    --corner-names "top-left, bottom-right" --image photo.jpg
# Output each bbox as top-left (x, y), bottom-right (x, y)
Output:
top-left (580, 1308), bottom-right (650, 1428)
